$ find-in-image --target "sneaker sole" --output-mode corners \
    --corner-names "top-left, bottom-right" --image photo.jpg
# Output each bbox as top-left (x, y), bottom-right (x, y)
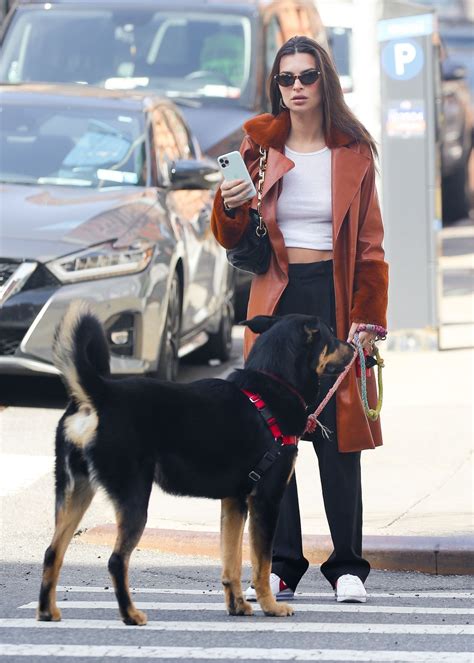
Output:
top-left (336, 595), bottom-right (367, 603)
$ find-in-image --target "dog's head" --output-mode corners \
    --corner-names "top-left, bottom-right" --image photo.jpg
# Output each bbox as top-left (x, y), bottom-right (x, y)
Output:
top-left (241, 314), bottom-right (354, 399)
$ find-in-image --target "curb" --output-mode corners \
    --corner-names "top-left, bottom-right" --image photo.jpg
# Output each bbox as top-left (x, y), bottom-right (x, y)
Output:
top-left (79, 526), bottom-right (474, 575)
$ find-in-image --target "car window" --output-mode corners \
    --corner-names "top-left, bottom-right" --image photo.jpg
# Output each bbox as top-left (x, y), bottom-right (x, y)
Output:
top-left (327, 26), bottom-right (353, 92)
top-left (163, 108), bottom-right (195, 160)
top-left (0, 7), bottom-right (252, 104)
top-left (0, 102), bottom-right (146, 188)
top-left (265, 15), bottom-right (284, 74)
top-left (152, 108), bottom-right (182, 182)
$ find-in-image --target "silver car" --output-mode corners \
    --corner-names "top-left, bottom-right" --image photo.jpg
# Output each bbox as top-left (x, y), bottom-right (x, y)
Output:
top-left (0, 84), bottom-right (234, 379)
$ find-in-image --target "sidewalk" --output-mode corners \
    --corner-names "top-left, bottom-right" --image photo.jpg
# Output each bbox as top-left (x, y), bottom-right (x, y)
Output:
top-left (80, 225), bottom-right (474, 575)
top-left (81, 340), bottom-right (474, 575)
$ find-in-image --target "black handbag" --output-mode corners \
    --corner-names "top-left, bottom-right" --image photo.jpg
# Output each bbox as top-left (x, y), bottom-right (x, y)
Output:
top-left (226, 146), bottom-right (271, 275)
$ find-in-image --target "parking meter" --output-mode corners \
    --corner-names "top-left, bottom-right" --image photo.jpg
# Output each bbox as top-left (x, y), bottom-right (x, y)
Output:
top-left (377, 3), bottom-right (442, 338)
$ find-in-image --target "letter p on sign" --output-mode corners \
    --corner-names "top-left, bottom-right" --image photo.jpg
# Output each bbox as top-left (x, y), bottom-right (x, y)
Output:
top-left (382, 38), bottom-right (424, 81)
top-left (394, 42), bottom-right (416, 76)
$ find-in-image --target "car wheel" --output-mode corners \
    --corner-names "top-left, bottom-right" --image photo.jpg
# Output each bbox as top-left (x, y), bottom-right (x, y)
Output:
top-left (442, 157), bottom-right (470, 224)
top-left (156, 273), bottom-right (181, 381)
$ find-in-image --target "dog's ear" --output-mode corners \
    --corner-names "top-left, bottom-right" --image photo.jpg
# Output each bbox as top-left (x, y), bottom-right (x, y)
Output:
top-left (304, 325), bottom-right (320, 344)
top-left (239, 315), bottom-right (280, 334)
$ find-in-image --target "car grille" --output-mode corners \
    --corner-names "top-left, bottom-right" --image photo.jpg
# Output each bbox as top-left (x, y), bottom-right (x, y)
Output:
top-left (0, 260), bottom-right (60, 292)
top-left (0, 262), bottom-right (18, 287)
top-left (0, 329), bottom-right (25, 356)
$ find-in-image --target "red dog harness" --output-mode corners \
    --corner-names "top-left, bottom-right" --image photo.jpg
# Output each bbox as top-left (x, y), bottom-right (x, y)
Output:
top-left (242, 390), bottom-right (298, 446)
top-left (242, 389), bottom-right (298, 486)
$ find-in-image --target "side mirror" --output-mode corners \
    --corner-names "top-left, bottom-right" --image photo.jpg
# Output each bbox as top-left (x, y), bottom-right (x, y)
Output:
top-left (169, 159), bottom-right (221, 190)
top-left (442, 59), bottom-right (467, 82)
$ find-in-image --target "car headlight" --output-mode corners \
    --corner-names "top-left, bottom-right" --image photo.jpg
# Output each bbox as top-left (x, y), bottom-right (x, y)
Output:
top-left (47, 240), bottom-right (154, 283)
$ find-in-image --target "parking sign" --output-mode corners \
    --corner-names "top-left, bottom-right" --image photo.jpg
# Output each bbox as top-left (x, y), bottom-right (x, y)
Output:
top-left (382, 38), bottom-right (424, 81)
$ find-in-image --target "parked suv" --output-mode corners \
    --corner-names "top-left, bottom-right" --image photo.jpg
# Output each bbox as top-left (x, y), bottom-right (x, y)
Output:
top-left (0, 0), bottom-right (326, 156)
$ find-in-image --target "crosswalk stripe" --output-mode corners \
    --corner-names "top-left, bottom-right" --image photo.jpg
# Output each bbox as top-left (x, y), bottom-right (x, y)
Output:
top-left (1, 618), bottom-right (472, 635)
top-left (0, 644), bottom-right (470, 661)
top-left (18, 601), bottom-right (474, 615)
top-left (56, 586), bottom-right (474, 599)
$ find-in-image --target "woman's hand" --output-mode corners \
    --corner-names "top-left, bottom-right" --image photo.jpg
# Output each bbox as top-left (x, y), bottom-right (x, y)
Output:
top-left (347, 322), bottom-right (377, 353)
top-left (221, 179), bottom-right (254, 210)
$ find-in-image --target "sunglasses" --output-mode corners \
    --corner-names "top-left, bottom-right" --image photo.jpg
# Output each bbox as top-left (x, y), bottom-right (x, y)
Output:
top-left (274, 69), bottom-right (321, 87)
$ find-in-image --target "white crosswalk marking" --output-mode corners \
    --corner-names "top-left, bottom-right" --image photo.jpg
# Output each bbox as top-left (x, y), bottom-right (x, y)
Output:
top-left (56, 586), bottom-right (474, 599)
top-left (0, 644), bottom-right (471, 661)
top-left (6, 586), bottom-right (473, 662)
top-left (1, 618), bottom-right (472, 636)
top-left (18, 600), bottom-right (474, 615)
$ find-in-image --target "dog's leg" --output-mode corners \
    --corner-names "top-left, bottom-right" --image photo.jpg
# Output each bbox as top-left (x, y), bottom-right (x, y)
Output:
top-left (248, 492), bottom-right (295, 617)
top-left (108, 482), bottom-right (152, 626)
top-left (37, 475), bottom-right (95, 621)
top-left (220, 497), bottom-right (252, 616)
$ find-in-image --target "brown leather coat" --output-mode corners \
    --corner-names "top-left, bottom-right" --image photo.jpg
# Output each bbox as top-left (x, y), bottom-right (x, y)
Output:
top-left (211, 111), bottom-right (389, 452)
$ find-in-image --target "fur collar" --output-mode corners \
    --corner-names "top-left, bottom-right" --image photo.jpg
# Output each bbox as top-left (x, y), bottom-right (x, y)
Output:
top-left (243, 110), bottom-right (354, 150)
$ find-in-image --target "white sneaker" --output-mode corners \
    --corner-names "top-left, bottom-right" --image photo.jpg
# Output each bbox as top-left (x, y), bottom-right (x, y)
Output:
top-left (245, 573), bottom-right (294, 602)
top-left (335, 574), bottom-right (367, 603)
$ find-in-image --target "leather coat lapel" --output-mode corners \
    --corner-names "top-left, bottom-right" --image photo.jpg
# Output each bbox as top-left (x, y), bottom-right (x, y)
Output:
top-left (262, 147), bottom-right (294, 198)
top-left (332, 146), bottom-right (370, 243)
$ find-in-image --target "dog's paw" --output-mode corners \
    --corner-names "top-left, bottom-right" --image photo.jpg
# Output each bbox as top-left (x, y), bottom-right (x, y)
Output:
top-left (228, 597), bottom-right (253, 616)
top-left (36, 606), bottom-right (62, 622)
top-left (263, 601), bottom-right (295, 617)
top-left (123, 609), bottom-right (147, 626)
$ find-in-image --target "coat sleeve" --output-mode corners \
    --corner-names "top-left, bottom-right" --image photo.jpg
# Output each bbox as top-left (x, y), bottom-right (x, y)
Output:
top-left (210, 135), bottom-right (256, 249)
top-left (350, 151), bottom-right (389, 329)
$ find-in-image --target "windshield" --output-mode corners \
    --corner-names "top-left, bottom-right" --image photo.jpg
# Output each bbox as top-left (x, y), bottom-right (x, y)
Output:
top-left (0, 102), bottom-right (147, 188)
top-left (0, 8), bottom-right (252, 103)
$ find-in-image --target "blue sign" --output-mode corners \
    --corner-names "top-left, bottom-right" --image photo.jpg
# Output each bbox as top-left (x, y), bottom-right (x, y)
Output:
top-left (377, 13), bottom-right (433, 42)
top-left (381, 38), bottom-right (424, 81)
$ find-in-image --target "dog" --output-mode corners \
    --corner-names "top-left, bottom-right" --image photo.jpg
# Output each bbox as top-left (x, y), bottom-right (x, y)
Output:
top-left (37, 301), bottom-right (353, 624)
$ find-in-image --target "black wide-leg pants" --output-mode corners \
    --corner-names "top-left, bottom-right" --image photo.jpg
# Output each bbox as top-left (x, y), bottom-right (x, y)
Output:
top-left (271, 260), bottom-right (371, 589)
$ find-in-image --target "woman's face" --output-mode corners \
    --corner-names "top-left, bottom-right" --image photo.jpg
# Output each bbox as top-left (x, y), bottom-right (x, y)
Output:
top-left (278, 52), bottom-right (321, 114)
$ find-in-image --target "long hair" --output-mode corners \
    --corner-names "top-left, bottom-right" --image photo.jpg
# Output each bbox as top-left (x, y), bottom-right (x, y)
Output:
top-left (268, 36), bottom-right (378, 158)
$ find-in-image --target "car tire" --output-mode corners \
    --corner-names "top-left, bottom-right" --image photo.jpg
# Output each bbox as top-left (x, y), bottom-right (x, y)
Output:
top-left (155, 272), bottom-right (181, 381)
top-left (442, 157), bottom-right (470, 224)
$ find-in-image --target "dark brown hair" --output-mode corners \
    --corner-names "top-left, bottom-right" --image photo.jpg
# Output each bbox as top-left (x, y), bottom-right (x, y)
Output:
top-left (268, 35), bottom-right (378, 158)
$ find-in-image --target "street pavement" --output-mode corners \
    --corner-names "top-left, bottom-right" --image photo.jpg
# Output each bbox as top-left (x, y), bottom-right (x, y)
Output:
top-left (0, 552), bottom-right (473, 662)
top-left (0, 222), bottom-right (472, 661)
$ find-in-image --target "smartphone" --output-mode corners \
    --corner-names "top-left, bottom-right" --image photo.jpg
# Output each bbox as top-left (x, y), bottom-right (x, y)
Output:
top-left (217, 151), bottom-right (256, 198)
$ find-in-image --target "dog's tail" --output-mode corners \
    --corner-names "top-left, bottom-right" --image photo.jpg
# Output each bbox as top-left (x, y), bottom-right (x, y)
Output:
top-left (53, 301), bottom-right (110, 412)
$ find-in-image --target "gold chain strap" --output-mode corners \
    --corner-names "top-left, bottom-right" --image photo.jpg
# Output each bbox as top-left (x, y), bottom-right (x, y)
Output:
top-left (255, 146), bottom-right (268, 238)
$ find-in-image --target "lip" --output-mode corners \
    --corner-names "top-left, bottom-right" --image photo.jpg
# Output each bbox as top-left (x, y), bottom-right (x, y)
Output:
top-left (291, 96), bottom-right (307, 101)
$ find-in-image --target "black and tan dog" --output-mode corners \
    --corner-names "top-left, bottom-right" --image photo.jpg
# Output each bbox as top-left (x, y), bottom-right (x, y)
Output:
top-left (37, 302), bottom-right (353, 624)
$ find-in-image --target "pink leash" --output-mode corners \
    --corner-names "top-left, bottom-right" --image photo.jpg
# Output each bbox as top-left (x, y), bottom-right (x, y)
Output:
top-left (304, 351), bottom-right (357, 438)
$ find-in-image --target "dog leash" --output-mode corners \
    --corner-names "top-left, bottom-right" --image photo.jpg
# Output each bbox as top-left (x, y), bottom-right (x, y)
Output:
top-left (305, 325), bottom-right (386, 437)
top-left (353, 332), bottom-right (385, 422)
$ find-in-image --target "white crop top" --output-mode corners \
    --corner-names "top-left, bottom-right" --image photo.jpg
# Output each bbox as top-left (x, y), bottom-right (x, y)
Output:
top-left (276, 145), bottom-right (332, 251)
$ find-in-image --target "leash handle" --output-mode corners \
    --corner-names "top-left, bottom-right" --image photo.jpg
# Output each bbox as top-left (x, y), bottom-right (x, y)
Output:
top-left (354, 332), bottom-right (384, 421)
top-left (304, 325), bottom-right (386, 435)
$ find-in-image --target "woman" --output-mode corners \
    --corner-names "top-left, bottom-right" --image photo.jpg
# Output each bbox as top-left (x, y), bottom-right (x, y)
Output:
top-left (211, 36), bottom-right (388, 603)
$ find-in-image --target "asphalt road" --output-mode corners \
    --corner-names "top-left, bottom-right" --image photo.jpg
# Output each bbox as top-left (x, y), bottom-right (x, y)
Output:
top-left (1, 554), bottom-right (473, 662)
